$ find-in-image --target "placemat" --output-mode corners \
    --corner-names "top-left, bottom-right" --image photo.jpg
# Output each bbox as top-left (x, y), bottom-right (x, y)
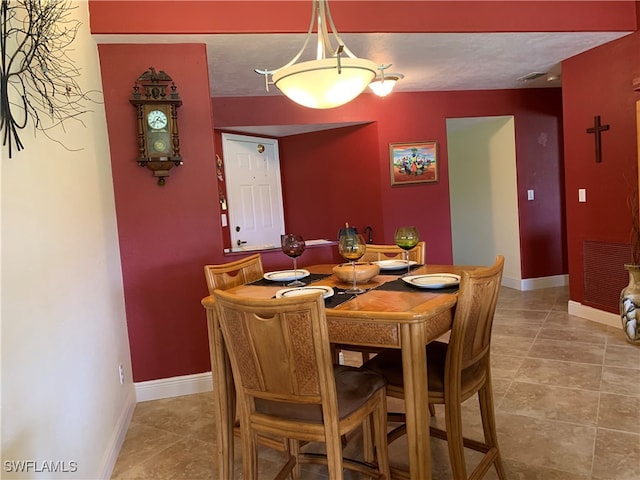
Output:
top-left (250, 272), bottom-right (331, 287)
top-left (376, 278), bottom-right (459, 294)
top-left (325, 288), bottom-right (359, 308)
top-left (267, 287), bottom-right (356, 308)
top-left (378, 263), bottom-right (423, 276)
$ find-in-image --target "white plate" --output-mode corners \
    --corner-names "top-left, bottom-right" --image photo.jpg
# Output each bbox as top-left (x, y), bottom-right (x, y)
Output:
top-left (374, 260), bottom-right (417, 271)
top-left (402, 273), bottom-right (461, 289)
top-left (263, 269), bottom-right (310, 282)
top-left (276, 286), bottom-right (334, 299)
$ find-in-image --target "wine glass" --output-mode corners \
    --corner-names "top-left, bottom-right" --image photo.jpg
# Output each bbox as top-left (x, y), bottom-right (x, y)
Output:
top-left (394, 226), bottom-right (419, 276)
top-left (281, 234), bottom-right (306, 286)
top-left (338, 233), bottom-right (367, 294)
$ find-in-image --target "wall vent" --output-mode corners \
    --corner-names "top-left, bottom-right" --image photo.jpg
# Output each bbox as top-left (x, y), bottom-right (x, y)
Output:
top-left (517, 72), bottom-right (547, 82)
top-left (583, 240), bottom-right (630, 313)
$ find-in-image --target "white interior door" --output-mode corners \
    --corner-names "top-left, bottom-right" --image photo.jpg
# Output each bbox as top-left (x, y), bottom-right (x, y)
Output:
top-left (222, 133), bottom-right (285, 251)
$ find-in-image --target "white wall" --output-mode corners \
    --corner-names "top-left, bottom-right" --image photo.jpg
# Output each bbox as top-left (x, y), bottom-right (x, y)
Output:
top-left (446, 116), bottom-right (522, 283)
top-left (1, 2), bottom-right (135, 478)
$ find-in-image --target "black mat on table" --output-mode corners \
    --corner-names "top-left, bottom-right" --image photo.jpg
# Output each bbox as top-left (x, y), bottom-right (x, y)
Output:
top-left (380, 264), bottom-right (423, 276)
top-left (325, 288), bottom-right (359, 308)
top-left (375, 278), bottom-right (459, 294)
top-left (263, 286), bottom-right (357, 309)
top-left (250, 273), bottom-right (331, 287)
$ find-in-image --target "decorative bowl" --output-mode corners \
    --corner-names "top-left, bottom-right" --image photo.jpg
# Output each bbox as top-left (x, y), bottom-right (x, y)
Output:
top-left (333, 262), bottom-right (380, 284)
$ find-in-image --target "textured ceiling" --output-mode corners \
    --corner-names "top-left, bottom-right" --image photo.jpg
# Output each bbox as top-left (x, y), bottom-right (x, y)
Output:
top-left (97, 31), bottom-right (631, 95)
top-left (95, 31), bottom-right (632, 136)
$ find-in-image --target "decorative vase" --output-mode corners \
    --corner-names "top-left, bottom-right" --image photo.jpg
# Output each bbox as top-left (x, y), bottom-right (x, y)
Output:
top-left (620, 264), bottom-right (640, 345)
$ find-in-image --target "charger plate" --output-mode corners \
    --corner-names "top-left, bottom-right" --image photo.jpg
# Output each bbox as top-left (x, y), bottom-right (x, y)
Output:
top-left (263, 269), bottom-right (310, 282)
top-left (276, 286), bottom-right (334, 299)
top-left (374, 260), bottom-right (417, 271)
top-left (402, 273), bottom-right (460, 289)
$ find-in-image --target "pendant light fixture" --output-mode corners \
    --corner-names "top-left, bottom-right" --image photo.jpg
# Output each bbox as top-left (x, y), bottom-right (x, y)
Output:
top-left (369, 65), bottom-right (404, 97)
top-left (255, 0), bottom-right (379, 109)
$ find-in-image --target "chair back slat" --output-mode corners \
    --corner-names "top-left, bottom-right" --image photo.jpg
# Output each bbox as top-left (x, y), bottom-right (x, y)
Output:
top-left (214, 291), bottom-right (332, 404)
top-left (360, 241), bottom-right (426, 264)
top-left (449, 256), bottom-right (504, 372)
top-left (204, 253), bottom-right (264, 294)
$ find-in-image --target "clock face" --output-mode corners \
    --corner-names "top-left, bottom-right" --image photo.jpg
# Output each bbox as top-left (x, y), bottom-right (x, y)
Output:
top-left (147, 110), bottom-right (168, 130)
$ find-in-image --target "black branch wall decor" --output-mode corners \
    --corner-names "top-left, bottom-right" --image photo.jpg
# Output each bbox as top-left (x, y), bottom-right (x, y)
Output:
top-left (1, 0), bottom-right (99, 158)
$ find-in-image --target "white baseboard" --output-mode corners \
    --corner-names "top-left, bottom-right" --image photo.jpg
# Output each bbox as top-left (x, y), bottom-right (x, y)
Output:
top-left (99, 387), bottom-right (136, 479)
top-left (502, 274), bottom-right (569, 291)
top-left (568, 300), bottom-right (621, 329)
top-left (135, 372), bottom-right (213, 402)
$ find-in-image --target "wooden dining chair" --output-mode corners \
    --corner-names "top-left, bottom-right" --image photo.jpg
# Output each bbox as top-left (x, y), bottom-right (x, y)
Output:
top-left (213, 289), bottom-right (391, 480)
top-left (363, 255), bottom-right (506, 480)
top-left (360, 241), bottom-right (426, 264)
top-left (204, 253), bottom-right (264, 294)
top-left (205, 253), bottom-right (280, 449)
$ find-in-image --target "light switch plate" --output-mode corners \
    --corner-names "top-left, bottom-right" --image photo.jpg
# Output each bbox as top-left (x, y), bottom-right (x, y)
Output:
top-left (578, 189), bottom-right (586, 203)
top-left (527, 189), bottom-right (534, 201)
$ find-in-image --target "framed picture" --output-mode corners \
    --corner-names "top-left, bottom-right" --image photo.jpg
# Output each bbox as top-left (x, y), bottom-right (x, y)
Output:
top-left (390, 141), bottom-right (438, 186)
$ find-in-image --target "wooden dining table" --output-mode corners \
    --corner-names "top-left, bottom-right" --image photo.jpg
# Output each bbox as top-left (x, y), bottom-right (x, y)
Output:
top-left (201, 263), bottom-right (478, 479)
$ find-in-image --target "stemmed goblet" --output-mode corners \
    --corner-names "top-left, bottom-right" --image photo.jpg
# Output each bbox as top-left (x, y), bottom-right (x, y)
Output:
top-left (338, 233), bottom-right (367, 294)
top-left (394, 226), bottom-right (419, 276)
top-left (281, 234), bottom-right (306, 287)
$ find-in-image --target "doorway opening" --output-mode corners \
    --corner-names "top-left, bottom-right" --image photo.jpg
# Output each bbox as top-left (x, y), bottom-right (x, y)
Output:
top-left (446, 116), bottom-right (522, 286)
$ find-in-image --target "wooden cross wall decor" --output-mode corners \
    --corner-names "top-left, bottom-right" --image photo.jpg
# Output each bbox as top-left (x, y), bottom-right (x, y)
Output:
top-left (586, 115), bottom-right (610, 163)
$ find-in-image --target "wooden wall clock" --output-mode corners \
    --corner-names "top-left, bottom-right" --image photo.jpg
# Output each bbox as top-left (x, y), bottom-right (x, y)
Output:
top-left (130, 67), bottom-right (182, 185)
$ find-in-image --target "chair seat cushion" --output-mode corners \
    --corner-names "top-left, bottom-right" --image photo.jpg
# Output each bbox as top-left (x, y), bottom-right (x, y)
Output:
top-left (363, 342), bottom-right (480, 395)
top-left (363, 342), bottom-right (446, 392)
top-left (255, 364), bottom-right (386, 423)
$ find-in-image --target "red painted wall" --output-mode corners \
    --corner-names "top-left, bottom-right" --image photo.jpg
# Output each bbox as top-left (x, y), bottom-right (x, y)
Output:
top-left (98, 44), bottom-right (225, 382)
top-left (512, 95), bottom-right (567, 278)
top-left (279, 124), bottom-right (384, 241)
top-left (88, 1), bottom-right (637, 35)
top-left (214, 88), bottom-right (565, 276)
top-left (561, 31), bottom-right (640, 308)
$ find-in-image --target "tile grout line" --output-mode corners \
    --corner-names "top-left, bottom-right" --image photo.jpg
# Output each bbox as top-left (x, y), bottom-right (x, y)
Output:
top-left (589, 334), bottom-right (608, 479)
top-left (114, 417), bottom-right (214, 477)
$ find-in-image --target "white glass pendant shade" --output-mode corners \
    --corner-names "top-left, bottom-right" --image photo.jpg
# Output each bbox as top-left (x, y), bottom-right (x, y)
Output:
top-left (369, 79), bottom-right (397, 96)
top-left (369, 73), bottom-right (404, 97)
top-left (273, 58), bottom-right (378, 109)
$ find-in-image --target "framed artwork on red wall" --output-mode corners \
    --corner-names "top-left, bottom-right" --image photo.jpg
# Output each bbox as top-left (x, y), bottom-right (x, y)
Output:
top-left (390, 141), bottom-right (438, 186)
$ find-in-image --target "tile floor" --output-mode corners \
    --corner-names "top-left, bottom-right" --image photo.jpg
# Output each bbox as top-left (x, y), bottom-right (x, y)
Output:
top-left (111, 286), bottom-right (640, 479)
